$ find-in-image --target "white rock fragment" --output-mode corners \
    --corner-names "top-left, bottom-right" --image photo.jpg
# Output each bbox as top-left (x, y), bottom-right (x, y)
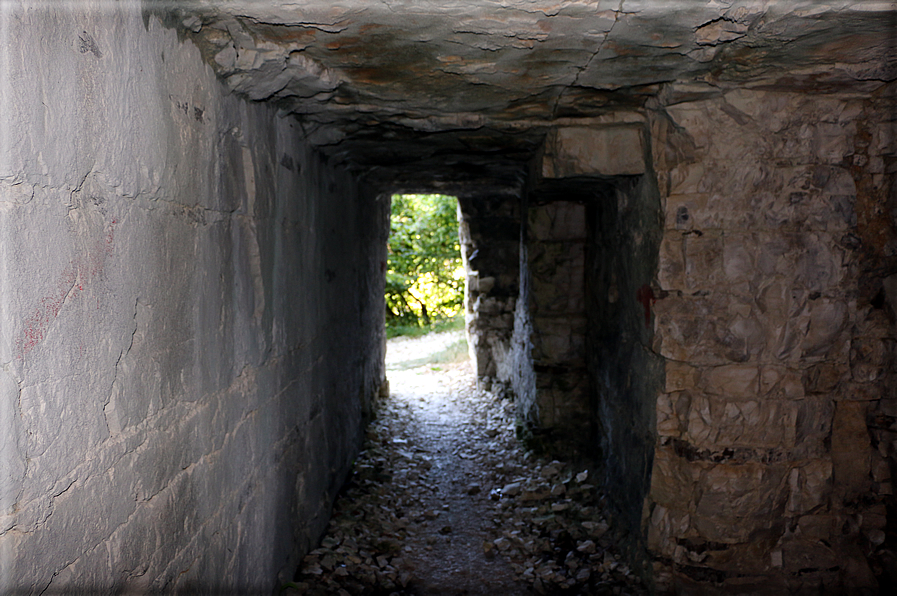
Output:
top-left (502, 482), bottom-right (522, 496)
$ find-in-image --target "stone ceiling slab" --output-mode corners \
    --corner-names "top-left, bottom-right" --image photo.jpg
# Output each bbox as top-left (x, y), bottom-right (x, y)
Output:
top-left (154, 0), bottom-right (896, 188)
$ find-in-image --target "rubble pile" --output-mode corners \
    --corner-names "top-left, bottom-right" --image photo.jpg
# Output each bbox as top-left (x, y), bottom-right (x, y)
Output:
top-left (287, 390), bottom-right (434, 595)
top-left (485, 463), bottom-right (642, 595)
top-left (287, 347), bottom-right (645, 595)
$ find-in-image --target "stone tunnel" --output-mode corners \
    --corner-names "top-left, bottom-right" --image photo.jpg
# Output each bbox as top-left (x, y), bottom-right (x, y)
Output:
top-left (1, 0), bottom-right (895, 593)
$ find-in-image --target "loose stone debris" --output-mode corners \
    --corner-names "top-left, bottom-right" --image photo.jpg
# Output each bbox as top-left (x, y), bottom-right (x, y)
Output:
top-left (286, 331), bottom-right (646, 595)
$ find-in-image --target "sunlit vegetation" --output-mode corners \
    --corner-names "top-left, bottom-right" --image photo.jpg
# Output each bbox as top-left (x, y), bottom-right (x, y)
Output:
top-left (385, 193), bottom-right (464, 336)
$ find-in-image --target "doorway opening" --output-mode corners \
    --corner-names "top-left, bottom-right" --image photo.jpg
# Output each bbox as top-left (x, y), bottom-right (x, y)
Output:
top-left (385, 193), bottom-right (465, 339)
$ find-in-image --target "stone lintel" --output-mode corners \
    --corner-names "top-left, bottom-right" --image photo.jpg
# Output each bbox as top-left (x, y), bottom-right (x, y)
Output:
top-left (542, 125), bottom-right (645, 179)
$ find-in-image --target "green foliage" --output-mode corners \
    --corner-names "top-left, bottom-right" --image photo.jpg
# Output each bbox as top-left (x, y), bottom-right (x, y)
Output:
top-left (386, 194), bottom-right (464, 332)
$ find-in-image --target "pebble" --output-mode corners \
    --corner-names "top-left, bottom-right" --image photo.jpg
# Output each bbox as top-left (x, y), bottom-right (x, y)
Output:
top-left (501, 482), bottom-right (522, 496)
top-left (285, 357), bottom-right (646, 596)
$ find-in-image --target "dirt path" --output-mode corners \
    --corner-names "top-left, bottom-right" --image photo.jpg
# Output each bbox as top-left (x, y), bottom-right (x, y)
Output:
top-left (287, 330), bottom-right (645, 596)
top-left (383, 332), bottom-right (530, 595)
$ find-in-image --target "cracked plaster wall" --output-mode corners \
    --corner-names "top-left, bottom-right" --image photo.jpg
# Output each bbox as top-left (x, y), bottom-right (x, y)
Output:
top-left (0, 2), bottom-right (387, 593)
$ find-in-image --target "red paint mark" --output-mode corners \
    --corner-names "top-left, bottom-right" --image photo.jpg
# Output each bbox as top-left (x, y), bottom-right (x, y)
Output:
top-left (17, 218), bottom-right (118, 358)
top-left (636, 284), bottom-right (657, 329)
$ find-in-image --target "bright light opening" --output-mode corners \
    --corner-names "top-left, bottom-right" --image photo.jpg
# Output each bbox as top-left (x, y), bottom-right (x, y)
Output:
top-left (385, 193), bottom-right (464, 336)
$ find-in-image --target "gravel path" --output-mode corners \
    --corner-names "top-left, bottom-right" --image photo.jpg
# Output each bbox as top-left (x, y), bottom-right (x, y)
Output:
top-left (286, 331), bottom-right (646, 596)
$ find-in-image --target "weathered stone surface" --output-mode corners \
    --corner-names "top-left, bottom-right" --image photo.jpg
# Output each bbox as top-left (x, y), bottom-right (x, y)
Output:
top-left (655, 392), bottom-right (689, 439)
top-left (459, 194), bottom-right (520, 388)
top-left (542, 126), bottom-right (645, 178)
top-left (786, 459), bottom-right (833, 514)
top-left (645, 76), bottom-right (894, 593)
top-left (831, 400), bottom-right (873, 502)
top-left (2, 0), bottom-right (894, 594)
top-left (177, 2), bottom-right (895, 129)
top-left (649, 448), bottom-right (701, 511)
top-left (664, 362), bottom-right (698, 394)
top-left (1, 4), bottom-right (387, 593)
top-left (692, 462), bottom-right (789, 542)
top-left (528, 201), bottom-right (587, 241)
top-left (684, 393), bottom-right (799, 450)
top-left (529, 244), bottom-right (586, 315)
top-left (702, 364), bottom-right (760, 398)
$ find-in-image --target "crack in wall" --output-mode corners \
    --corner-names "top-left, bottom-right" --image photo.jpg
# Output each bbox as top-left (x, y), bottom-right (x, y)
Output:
top-left (550, 0), bottom-right (624, 120)
top-left (104, 298), bottom-right (140, 437)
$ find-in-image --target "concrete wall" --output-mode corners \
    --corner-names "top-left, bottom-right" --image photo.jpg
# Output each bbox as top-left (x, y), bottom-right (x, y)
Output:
top-left (646, 86), bottom-right (897, 593)
top-left (0, 2), bottom-right (387, 593)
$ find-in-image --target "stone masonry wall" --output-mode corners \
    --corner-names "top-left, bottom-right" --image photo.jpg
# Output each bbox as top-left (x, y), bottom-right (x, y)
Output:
top-left (586, 174), bottom-right (664, 573)
top-left (509, 122), bottom-right (661, 467)
top-left (520, 196), bottom-right (591, 455)
top-left (645, 86), bottom-right (897, 593)
top-left (457, 193), bottom-right (519, 391)
top-left (0, 3), bottom-right (387, 593)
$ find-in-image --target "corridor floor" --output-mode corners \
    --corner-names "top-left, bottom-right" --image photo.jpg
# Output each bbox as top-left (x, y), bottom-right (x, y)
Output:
top-left (286, 331), bottom-right (646, 596)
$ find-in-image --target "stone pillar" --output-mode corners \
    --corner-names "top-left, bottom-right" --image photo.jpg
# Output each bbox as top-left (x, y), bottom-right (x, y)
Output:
top-left (511, 122), bottom-right (656, 461)
top-left (458, 193), bottom-right (520, 391)
top-left (522, 199), bottom-right (590, 451)
top-left (645, 88), bottom-right (896, 593)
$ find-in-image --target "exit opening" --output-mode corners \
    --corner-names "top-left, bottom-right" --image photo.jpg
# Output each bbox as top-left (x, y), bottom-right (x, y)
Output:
top-left (385, 193), bottom-right (465, 339)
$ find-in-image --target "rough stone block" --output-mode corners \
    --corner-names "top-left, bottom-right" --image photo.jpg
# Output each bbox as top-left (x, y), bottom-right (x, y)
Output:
top-left (684, 393), bottom-right (798, 450)
top-left (658, 233), bottom-right (685, 290)
top-left (664, 194), bottom-right (711, 231)
top-left (684, 232), bottom-right (723, 291)
top-left (759, 365), bottom-right (805, 399)
top-left (757, 283), bottom-right (811, 362)
top-left (795, 396), bottom-right (835, 453)
top-left (654, 294), bottom-right (762, 365)
top-left (831, 401), bottom-right (872, 501)
top-left (693, 462), bottom-right (789, 542)
top-left (541, 126), bottom-right (645, 178)
top-left (701, 364), bottom-right (760, 399)
top-left (665, 362), bottom-right (698, 393)
top-left (648, 447), bottom-right (699, 510)
top-left (795, 514), bottom-right (841, 541)
top-left (529, 243), bottom-right (585, 314)
top-left (699, 539), bottom-right (783, 575)
top-left (656, 393), bottom-right (687, 438)
top-left (801, 362), bottom-right (845, 394)
top-left (850, 338), bottom-right (891, 383)
top-left (0, 372), bottom-right (25, 517)
top-left (531, 316), bottom-right (586, 365)
top-left (801, 299), bottom-right (849, 359)
top-left (536, 382), bottom-right (590, 432)
top-left (841, 382), bottom-right (883, 401)
top-left (781, 538), bottom-right (840, 574)
top-left (668, 164), bottom-right (707, 196)
top-left (527, 202), bottom-right (586, 240)
top-left (646, 503), bottom-right (691, 556)
top-left (722, 234), bottom-right (756, 285)
top-left (777, 166), bottom-right (857, 231)
top-left (786, 459), bottom-right (833, 514)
